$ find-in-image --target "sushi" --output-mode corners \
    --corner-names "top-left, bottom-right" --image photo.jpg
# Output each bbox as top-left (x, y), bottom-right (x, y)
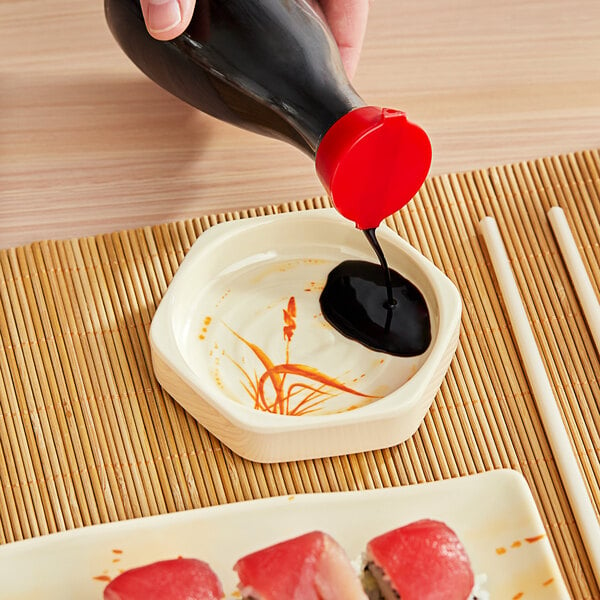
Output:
top-left (234, 530), bottom-right (368, 599)
top-left (363, 519), bottom-right (475, 600)
top-left (103, 557), bottom-right (224, 600)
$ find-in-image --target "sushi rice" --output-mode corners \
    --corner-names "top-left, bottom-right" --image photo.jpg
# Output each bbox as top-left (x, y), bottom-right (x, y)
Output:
top-left (470, 573), bottom-right (490, 600)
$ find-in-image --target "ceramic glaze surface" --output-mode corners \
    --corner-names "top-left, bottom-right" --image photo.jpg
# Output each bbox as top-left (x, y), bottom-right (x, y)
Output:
top-left (177, 251), bottom-right (429, 416)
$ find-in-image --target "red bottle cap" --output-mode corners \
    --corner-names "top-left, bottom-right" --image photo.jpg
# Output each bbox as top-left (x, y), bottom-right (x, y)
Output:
top-left (315, 106), bottom-right (432, 230)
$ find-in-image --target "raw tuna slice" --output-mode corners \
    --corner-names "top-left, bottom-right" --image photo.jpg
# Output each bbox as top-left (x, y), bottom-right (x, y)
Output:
top-left (234, 530), bottom-right (368, 599)
top-left (104, 557), bottom-right (224, 600)
top-left (364, 519), bottom-right (475, 600)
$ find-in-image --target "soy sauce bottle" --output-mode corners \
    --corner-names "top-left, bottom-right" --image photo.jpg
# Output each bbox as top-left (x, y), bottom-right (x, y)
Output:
top-left (104, 0), bottom-right (432, 230)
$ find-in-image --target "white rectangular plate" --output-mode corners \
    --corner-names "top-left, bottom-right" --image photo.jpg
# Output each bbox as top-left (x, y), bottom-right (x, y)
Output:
top-left (0, 469), bottom-right (569, 599)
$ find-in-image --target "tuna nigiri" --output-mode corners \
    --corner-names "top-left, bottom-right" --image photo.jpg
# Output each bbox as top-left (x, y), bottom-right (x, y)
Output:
top-left (103, 557), bottom-right (224, 600)
top-left (234, 530), bottom-right (368, 600)
top-left (364, 519), bottom-right (475, 600)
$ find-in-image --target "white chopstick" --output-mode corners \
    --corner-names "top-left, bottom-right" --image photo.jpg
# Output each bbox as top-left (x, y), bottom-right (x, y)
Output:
top-left (548, 206), bottom-right (600, 355)
top-left (479, 216), bottom-right (600, 584)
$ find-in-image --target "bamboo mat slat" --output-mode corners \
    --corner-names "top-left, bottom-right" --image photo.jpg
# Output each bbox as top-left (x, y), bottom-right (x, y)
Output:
top-left (0, 149), bottom-right (599, 598)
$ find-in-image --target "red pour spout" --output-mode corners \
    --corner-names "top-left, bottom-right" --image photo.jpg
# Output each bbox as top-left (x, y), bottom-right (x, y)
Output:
top-left (315, 106), bottom-right (432, 230)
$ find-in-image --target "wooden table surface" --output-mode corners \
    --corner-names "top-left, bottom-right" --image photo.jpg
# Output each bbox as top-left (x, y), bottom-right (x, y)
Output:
top-left (1, 0), bottom-right (599, 249)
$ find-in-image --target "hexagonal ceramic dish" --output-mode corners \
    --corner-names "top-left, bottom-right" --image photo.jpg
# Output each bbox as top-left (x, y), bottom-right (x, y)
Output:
top-left (149, 209), bottom-right (462, 463)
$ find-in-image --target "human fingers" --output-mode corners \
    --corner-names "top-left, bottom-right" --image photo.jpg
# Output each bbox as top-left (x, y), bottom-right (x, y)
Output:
top-left (139, 0), bottom-right (196, 40)
top-left (317, 0), bottom-right (371, 80)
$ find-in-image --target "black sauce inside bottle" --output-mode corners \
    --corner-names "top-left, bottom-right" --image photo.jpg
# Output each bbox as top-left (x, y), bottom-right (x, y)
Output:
top-left (320, 229), bottom-right (431, 357)
top-left (104, 0), bottom-right (365, 156)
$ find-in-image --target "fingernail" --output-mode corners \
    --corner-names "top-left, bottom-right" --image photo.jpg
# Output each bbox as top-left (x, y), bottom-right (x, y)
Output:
top-left (146, 0), bottom-right (182, 35)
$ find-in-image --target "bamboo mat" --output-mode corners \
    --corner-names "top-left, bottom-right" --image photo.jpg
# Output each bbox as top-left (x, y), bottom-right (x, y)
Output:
top-left (1, 149), bottom-right (599, 598)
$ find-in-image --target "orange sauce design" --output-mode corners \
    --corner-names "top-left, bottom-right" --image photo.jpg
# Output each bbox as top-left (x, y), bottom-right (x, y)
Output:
top-left (93, 548), bottom-right (126, 584)
top-left (494, 533), bottom-right (555, 598)
top-left (495, 533), bottom-right (546, 556)
top-left (225, 296), bottom-right (379, 415)
top-left (198, 316), bottom-right (212, 340)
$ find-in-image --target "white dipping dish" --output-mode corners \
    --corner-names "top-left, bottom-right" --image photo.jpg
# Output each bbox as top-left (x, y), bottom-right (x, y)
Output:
top-left (149, 209), bottom-right (462, 462)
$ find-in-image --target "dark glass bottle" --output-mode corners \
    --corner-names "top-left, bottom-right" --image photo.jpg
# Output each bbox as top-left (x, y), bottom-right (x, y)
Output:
top-left (104, 0), bottom-right (432, 229)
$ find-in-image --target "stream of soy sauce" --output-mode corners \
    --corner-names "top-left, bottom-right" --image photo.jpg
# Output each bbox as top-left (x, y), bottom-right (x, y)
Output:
top-left (319, 229), bottom-right (431, 357)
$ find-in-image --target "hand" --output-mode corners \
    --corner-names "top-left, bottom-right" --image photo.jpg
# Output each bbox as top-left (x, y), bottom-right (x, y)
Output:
top-left (310, 0), bottom-right (370, 80)
top-left (139, 0), bottom-right (370, 79)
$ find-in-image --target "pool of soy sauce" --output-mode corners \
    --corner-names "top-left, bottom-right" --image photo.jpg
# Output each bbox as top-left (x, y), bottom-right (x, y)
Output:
top-left (320, 229), bottom-right (431, 357)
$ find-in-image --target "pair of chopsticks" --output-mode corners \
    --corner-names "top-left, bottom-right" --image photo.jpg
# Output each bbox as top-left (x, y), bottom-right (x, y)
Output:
top-left (480, 208), bottom-right (600, 585)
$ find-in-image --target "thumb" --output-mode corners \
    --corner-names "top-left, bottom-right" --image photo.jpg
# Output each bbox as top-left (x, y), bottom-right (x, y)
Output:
top-left (140, 0), bottom-right (196, 41)
top-left (318, 0), bottom-right (371, 80)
